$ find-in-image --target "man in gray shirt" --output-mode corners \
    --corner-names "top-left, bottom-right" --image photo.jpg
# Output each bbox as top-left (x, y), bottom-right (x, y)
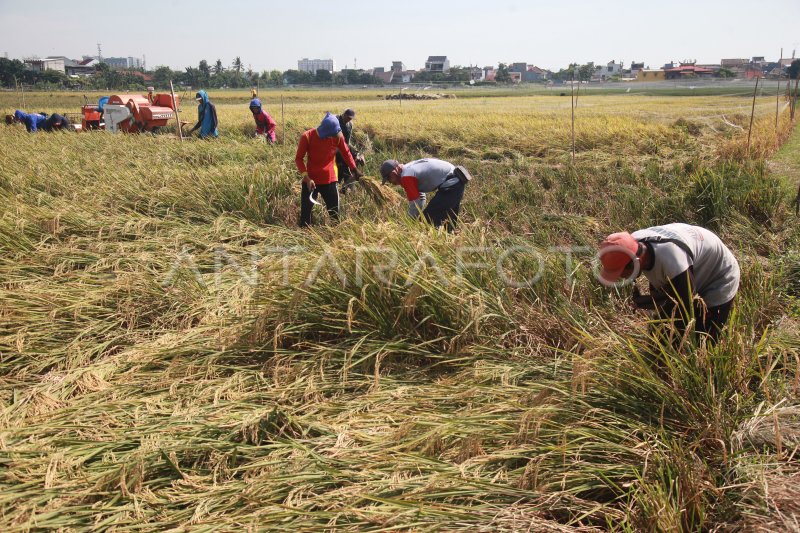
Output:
top-left (380, 158), bottom-right (470, 231)
top-left (597, 223), bottom-right (740, 343)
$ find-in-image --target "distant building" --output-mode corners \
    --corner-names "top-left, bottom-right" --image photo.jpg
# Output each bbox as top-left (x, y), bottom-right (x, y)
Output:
top-left (593, 60), bottom-right (622, 81)
top-left (391, 61), bottom-right (405, 73)
top-left (482, 66), bottom-right (496, 81)
top-left (745, 65), bottom-right (765, 79)
top-left (298, 58), bottom-right (335, 75)
top-left (24, 57), bottom-right (65, 73)
top-left (372, 69), bottom-right (394, 84)
top-left (766, 64), bottom-right (786, 78)
top-left (104, 56), bottom-right (141, 69)
top-left (66, 57), bottom-right (97, 77)
top-left (523, 66), bottom-right (549, 82)
top-left (424, 56), bottom-right (450, 73)
top-left (629, 62), bottom-right (645, 76)
top-left (508, 63), bottom-right (549, 82)
top-left (664, 64), bottom-right (715, 80)
top-left (636, 69), bottom-right (666, 81)
top-left (129, 71), bottom-right (154, 83)
top-left (721, 58), bottom-right (749, 69)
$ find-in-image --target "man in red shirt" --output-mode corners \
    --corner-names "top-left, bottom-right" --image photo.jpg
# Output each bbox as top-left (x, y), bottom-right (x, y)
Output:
top-left (295, 112), bottom-right (361, 227)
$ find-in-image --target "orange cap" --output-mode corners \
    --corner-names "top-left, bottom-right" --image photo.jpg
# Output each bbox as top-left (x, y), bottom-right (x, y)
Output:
top-left (598, 232), bottom-right (639, 284)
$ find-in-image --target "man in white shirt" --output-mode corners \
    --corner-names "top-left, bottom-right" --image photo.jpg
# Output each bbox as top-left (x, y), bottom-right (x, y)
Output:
top-left (598, 223), bottom-right (740, 343)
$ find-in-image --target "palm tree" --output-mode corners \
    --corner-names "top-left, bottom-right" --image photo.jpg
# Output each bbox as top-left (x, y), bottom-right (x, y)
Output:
top-left (213, 59), bottom-right (224, 76)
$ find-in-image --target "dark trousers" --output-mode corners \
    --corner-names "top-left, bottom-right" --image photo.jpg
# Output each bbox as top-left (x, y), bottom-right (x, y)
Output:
top-left (337, 163), bottom-right (357, 192)
top-left (423, 180), bottom-right (465, 231)
top-left (300, 181), bottom-right (339, 227)
top-left (695, 298), bottom-right (734, 343)
top-left (664, 297), bottom-right (734, 345)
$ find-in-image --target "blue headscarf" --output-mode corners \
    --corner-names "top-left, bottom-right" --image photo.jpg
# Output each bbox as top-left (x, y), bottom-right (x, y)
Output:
top-left (249, 98), bottom-right (262, 111)
top-left (316, 112), bottom-right (341, 139)
top-left (196, 90), bottom-right (218, 138)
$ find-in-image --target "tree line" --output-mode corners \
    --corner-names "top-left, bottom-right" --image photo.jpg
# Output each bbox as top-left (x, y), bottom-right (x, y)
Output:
top-left (3, 55), bottom-right (799, 91)
top-left (0, 56), bottom-right (384, 90)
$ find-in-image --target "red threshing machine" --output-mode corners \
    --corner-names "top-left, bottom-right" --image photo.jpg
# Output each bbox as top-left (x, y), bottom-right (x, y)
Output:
top-left (79, 90), bottom-right (180, 133)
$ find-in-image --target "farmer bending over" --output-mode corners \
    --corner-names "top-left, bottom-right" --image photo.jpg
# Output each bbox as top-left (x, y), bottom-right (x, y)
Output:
top-left (11, 110), bottom-right (47, 132)
top-left (42, 113), bottom-right (71, 131)
top-left (380, 158), bottom-right (472, 231)
top-left (249, 98), bottom-right (276, 143)
top-left (598, 223), bottom-right (740, 343)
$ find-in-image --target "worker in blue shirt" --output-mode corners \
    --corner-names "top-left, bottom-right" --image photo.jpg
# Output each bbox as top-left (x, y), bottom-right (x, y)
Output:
top-left (12, 110), bottom-right (47, 132)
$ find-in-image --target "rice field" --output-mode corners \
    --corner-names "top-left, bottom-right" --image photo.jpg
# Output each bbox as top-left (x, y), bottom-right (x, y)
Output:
top-left (1, 88), bottom-right (799, 531)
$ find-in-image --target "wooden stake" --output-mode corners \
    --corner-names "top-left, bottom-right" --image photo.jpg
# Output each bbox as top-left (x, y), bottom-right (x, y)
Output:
top-left (281, 94), bottom-right (285, 146)
top-left (776, 79), bottom-right (781, 133)
top-left (746, 77), bottom-right (759, 155)
top-left (13, 75), bottom-right (20, 109)
top-left (792, 78), bottom-right (799, 121)
top-left (571, 71), bottom-right (576, 164)
top-left (169, 80), bottom-right (183, 142)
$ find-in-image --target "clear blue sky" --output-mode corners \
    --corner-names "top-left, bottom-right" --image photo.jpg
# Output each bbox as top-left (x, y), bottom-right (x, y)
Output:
top-left (1, 0), bottom-right (797, 71)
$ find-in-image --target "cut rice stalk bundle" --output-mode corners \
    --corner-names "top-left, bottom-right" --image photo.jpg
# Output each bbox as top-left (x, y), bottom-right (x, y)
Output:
top-left (356, 175), bottom-right (404, 207)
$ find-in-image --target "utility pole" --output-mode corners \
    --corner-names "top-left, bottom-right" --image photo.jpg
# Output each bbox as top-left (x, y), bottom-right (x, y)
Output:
top-left (97, 43), bottom-right (102, 62)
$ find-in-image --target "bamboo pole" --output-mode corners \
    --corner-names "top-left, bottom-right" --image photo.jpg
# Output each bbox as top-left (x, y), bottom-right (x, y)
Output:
top-left (792, 78), bottom-right (799, 121)
top-left (776, 48), bottom-right (782, 133)
top-left (775, 80), bottom-right (781, 133)
top-left (169, 80), bottom-right (183, 142)
top-left (795, 182), bottom-right (800, 216)
top-left (746, 77), bottom-right (759, 155)
top-left (13, 75), bottom-right (21, 109)
top-left (571, 71), bottom-right (576, 164)
top-left (281, 94), bottom-right (285, 146)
